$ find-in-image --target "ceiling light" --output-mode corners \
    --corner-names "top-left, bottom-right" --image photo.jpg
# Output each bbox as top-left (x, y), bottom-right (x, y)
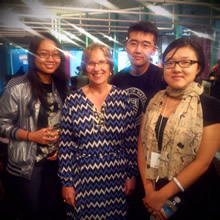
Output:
top-left (138, 2), bottom-right (172, 18)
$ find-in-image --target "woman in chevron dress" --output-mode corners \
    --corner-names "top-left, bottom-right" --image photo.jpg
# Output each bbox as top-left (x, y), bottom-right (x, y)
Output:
top-left (58, 43), bottom-right (138, 219)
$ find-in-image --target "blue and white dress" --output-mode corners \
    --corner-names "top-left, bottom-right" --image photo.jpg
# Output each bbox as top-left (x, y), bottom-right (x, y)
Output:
top-left (58, 86), bottom-right (138, 219)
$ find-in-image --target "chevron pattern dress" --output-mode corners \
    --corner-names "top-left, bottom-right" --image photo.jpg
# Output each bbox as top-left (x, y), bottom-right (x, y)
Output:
top-left (58, 86), bottom-right (138, 219)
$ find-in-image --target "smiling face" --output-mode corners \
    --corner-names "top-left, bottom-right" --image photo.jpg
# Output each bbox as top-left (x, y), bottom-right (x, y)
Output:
top-left (164, 46), bottom-right (201, 89)
top-left (86, 48), bottom-right (111, 86)
top-left (125, 31), bottom-right (156, 74)
top-left (35, 39), bottom-right (61, 83)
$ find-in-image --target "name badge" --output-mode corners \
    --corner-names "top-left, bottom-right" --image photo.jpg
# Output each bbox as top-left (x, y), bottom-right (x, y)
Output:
top-left (150, 152), bottom-right (161, 168)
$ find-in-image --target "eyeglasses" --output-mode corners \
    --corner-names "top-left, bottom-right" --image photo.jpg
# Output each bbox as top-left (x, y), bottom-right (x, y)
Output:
top-left (37, 52), bottom-right (61, 60)
top-left (87, 60), bottom-right (109, 69)
top-left (164, 60), bottom-right (199, 69)
top-left (127, 40), bottom-right (155, 50)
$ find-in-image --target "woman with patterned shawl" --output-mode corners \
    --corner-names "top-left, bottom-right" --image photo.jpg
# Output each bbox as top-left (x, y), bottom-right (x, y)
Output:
top-left (58, 43), bottom-right (138, 219)
top-left (138, 38), bottom-right (220, 220)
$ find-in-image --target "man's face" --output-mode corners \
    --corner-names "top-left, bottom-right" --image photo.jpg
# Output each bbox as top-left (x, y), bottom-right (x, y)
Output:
top-left (125, 31), bottom-right (156, 68)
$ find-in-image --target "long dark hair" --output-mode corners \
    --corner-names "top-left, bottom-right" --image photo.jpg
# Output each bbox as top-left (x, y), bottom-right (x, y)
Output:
top-left (27, 32), bottom-right (69, 110)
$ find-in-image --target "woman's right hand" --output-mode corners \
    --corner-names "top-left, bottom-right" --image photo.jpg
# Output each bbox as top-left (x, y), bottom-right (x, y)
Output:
top-left (150, 208), bottom-right (168, 220)
top-left (142, 179), bottom-right (155, 212)
top-left (62, 186), bottom-right (75, 207)
top-left (143, 191), bottom-right (168, 220)
top-left (144, 190), bottom-right (167, 214)
top-left (28, 127), bottom-right (59, 145)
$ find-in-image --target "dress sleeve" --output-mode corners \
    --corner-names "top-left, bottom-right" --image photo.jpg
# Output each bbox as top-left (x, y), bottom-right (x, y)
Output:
top-left (58, 95), bottom-right (77, 187)
top-left (123, 93), bottom-right (138, 179)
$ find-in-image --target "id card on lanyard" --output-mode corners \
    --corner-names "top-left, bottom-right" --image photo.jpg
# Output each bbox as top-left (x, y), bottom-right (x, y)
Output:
top-left (150, 152), bottom-right (161, 168)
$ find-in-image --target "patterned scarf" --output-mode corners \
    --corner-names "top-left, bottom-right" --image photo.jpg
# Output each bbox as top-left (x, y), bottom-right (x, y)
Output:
top-left (141, 82), bottom-right (204, 181)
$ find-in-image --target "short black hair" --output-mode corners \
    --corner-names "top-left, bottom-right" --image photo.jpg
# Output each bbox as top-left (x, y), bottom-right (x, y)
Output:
top-left (127, 21), bottom-right (159, 44)
top-left (162, 37), bottom-right (205, 77)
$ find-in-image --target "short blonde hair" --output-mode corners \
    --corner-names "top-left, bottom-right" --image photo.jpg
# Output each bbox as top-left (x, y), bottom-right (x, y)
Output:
top-left (81, 43), bottom-right (114, 73)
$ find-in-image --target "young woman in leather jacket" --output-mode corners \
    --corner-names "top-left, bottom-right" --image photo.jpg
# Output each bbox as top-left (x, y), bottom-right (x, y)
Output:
top-left (0, 32), bottom-right (69, 220)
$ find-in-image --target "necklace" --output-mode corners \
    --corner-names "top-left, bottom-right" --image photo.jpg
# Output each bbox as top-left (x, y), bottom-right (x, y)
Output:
top-left (157, 96), bottom-right (181, 140)
top-left (162, 96), bottom-right (181, 117)
top-left (92, 103), bottom-right (106, 133)
top-left (154, 97), bottom-right (169, 183)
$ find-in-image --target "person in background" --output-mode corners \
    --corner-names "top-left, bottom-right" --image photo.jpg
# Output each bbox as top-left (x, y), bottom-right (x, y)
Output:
top-left (209, 60), bottom-right (220, 100)
top-left (156, 55), bottom-right (163, 68)
top-left (58, 43), bottom-right (138, 219)
top-left (138, 38), bottom-right (220, 220)
top-left (15, 65), bottom-right (26, 76)
top-left (0, 32), bottom-right (69, 220)
top-left (211, 59), bottom-right (220, 73)
top-left (111, 21), bottom-right (166, 219)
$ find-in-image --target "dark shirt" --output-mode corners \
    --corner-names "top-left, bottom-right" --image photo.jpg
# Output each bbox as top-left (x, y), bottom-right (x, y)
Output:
top-left (111, 64), bottom-right (167, 127)
top-left (36, 83), bottom-right (54, 165)
top-left (210, 77), bottom-right (220, 100)
top-left (155, 93), bottom-right (220, 151)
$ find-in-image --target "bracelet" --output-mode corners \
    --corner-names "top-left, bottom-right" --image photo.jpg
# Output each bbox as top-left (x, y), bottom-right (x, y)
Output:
top-left (173, 177), bottom-right (184, 192)
top-left (26, 131), bottom-right (30, 141)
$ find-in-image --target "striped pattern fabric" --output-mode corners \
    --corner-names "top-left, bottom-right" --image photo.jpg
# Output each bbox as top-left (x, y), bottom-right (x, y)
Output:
top-left (58, 86), bottom-right (138, 219)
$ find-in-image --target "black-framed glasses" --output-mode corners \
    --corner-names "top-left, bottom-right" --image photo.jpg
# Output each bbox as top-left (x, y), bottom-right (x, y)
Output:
top-left (37, 52), bottom-right (61, 60)
top-left (127, 40), bottom-right (155, 50)
top-left (164, 60), bottom-right (199, 69)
